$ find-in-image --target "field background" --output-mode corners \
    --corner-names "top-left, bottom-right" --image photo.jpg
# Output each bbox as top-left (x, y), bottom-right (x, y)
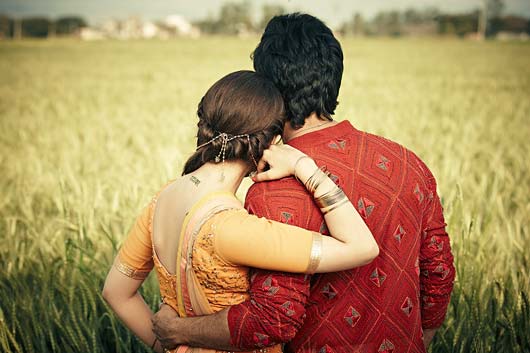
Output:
top-left (0, 37), bottom-right (529, 352)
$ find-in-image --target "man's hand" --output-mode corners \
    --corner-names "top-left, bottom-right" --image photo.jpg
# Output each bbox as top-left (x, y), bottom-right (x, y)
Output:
top-left (152, 306), bottom-right (235, 351)
top-left (152, 304), bottom-right (182, 350)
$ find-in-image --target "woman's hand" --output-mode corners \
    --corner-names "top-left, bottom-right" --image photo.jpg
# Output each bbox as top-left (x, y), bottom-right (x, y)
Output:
top-left (253, 144), bottom-right (309, 182)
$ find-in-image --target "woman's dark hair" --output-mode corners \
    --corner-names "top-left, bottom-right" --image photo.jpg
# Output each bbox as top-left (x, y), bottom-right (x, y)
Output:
top-left (252, 13), bottom-right (343, 129)
top-left (183, 70), bottom-right (285, 175)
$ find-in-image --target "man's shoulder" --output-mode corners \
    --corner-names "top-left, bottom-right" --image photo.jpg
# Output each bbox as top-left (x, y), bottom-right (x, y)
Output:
top-left (246, 177), bottom-right (307, 203)
top-left (362, 130), bottom-right (435, 181)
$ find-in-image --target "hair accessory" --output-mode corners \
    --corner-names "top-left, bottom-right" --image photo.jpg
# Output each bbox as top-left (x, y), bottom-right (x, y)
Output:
top-left (196, 131), bottom-right (255, 181)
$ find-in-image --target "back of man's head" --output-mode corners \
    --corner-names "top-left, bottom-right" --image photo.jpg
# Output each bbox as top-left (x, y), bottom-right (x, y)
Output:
top-left (253, 13), bottom-right (344, 129)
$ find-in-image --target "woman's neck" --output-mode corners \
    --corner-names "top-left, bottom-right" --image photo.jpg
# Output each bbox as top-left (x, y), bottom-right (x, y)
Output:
top-left (187, 160), bottom-right (249, 195)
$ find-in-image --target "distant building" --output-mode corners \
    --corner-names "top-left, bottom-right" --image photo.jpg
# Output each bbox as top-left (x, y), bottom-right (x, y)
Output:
top-left (81, 15), bottom-right (200, 40)
top-left (80, 27), bottom-right (104, 40)
top-left (164, 15), bottom-right (200, 38)
top-left (142, 21), bottom-right (158, 39)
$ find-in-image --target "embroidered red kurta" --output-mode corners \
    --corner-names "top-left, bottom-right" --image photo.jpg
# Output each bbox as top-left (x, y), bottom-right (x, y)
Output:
top-left (227, 121), bottom-right (455, 353)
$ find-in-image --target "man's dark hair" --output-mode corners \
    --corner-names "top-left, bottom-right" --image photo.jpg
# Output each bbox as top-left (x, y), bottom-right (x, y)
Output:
top-left (252, 13), bottom-right (344, 129)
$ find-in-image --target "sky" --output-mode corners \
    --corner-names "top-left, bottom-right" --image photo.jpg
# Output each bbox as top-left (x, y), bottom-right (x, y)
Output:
top-left (1, 0), bottom-right (530, 28)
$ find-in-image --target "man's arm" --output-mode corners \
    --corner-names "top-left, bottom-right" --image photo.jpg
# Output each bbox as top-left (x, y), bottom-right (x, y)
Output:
top-left (152, 306), bottom-right (234, 350)
top-left (419, 172), bottom-right (455, 346)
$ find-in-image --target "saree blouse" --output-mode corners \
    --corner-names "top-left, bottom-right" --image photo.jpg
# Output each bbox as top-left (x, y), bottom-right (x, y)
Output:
top-left (114, 190), bottom-right (322, 352)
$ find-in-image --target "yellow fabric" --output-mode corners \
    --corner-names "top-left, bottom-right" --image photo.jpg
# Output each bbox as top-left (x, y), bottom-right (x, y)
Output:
top-left (192, 214), bottom-right (251, 312)
top-left (114, 190), bottom-right (312, 353)
top-left (213, 209), bottom-right (314, 273)
top-left (115, 202), bottom-right (155, 279)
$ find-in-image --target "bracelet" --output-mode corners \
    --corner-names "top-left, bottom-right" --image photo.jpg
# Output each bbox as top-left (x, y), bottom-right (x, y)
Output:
top-left (306, 232), bottom-right (323, 274)
top-left (305, 166), bottom-right (329, 194)
top-left (321, 197), bottom-right (349, 215)
top-left (293, 155), bottom-right (312, 182)
top-left (315, 186), bottom-right (347, 209)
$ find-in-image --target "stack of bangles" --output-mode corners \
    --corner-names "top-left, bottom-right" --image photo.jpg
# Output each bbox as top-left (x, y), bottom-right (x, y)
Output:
top-left (295, 156), bottom-right (349, 215)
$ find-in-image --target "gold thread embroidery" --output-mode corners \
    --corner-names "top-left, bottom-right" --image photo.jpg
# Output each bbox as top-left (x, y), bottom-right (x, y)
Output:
top-left (306, 233), bottom-right (323, 274)
top-left (114, 258), bottom-right (150, 280)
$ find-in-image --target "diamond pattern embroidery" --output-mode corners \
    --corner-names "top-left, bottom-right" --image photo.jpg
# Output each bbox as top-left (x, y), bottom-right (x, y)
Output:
top-left (281, 211), bottom-right (293, 224)
top-left (393, 224), bottom-right (406, 243)
top-left (344, 306), bottom-right (361, 327)
top-left (253, 332), bottom-right (270, 347)
top-left (319, 221), bottom-right (329, 235)
top-left (328, 139), bottom-right (346, 150)
top-left (321, 283), bottom-right (337, 299)
top-left (262, 276), bottom-right (279, 296)
top-left (378, 339), bottom-right (395, 353)
top-left (370, 268), bottom-right (387, 288)
top-left (428, 235), bottom-right (444, 252)
top-left (281, 301), bottom-right (295, 317)
top-left (319, 345), bottom-right (335, 353)
top-left (414, 184), bottom-right (424, 203)
top-left (357, 196), bottom-right (375, 218)
top-left (329, 173), bottom-right (340, 185)
top-left (401, 297), bottom-right (413, 317)
top-left (377, 155), bottom-right (390, 171)
top-left (434, 263), bottom-right (451, 279)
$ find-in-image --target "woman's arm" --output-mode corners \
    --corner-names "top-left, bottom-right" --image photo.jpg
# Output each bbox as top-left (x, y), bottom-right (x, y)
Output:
top-left (102, 265), bottom-right (163, 352)
top-left (102, 202), bottom-right (163, 351)
top-left (215, 144), bottom-right (379, 274)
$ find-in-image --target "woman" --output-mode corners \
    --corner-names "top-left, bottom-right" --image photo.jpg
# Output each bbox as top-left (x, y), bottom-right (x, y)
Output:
top-left (102, 71), bottom-right (379, 352)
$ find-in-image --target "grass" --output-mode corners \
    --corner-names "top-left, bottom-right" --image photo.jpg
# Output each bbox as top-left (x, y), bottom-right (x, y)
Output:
top-left (0, 37), bottom-right (529, 352)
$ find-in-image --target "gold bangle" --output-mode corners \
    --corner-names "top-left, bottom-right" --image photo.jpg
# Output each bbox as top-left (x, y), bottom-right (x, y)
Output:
top-left (315, 186), bottom-right (347, 209)
top-left (306, 233), bottom-right (323, 274)
top-left (293, 155), bottom-right (311, 182)
top-left (305, 166), bottom-right (329, 194)
top-left (304, 167), bottom-right (321, 194)
top-left (321, 197), bottom-right (349, 215)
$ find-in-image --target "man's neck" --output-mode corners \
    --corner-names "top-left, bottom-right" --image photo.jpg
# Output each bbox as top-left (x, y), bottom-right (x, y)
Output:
top-left (283, 112), bottom-right (338, 143)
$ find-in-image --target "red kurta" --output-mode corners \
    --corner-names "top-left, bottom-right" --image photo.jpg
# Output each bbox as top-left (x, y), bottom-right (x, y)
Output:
top-left (227, 121), bottom-right (455, 353)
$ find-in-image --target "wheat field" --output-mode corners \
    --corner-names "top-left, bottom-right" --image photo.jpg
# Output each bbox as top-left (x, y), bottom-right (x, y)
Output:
top-left (0, 37), bottom-right (529, 352)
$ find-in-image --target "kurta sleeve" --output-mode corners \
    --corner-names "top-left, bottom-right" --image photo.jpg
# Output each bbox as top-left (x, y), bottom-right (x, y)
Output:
top-left (114, 202), bottom-right (155, 280)
top-left (212, 209), bottom-right (321, 274)
top-left (419, 173), bottom-right (455, 329)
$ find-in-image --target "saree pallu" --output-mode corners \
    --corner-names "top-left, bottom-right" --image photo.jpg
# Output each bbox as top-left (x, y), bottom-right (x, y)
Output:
top-left (168, 194), bottom-right (282, 353)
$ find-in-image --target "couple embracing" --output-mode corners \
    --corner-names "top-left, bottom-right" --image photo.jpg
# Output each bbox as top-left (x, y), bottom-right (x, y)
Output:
top-left (102, 13), bottom-right (455, 353)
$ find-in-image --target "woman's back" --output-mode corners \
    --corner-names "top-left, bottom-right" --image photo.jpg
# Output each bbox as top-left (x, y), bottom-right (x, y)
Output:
top-left (150, 180), bottom-right (252, 315)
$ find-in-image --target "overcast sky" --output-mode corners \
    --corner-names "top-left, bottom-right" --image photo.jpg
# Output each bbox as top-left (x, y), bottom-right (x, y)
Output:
top-left (1, 0), bottom-right (529, 27)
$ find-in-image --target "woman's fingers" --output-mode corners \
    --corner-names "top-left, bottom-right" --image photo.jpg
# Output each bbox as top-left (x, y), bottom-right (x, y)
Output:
top-left (252, 144), bottom-right (307, 182)
top-left (253, 168), bottom-right (282, 182)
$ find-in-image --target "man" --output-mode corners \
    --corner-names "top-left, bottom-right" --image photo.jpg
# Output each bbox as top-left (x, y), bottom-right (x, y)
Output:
top-left (153, 13), bottom-right (455, 353)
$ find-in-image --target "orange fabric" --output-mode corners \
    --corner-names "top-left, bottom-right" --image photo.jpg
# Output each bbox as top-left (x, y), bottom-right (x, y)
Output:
top-left (115, 201), bottom-right (155, 279)
top-left (213, 209), bottom-right (314, 273)
top-left (116, 190), bottom-right (283, 353)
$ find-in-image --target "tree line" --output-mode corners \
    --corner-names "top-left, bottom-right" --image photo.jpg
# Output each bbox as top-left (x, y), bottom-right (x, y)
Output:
top-left (0, 15), bottom-right (86, 39)
top-left (1, 0), bottom-right (528, 39)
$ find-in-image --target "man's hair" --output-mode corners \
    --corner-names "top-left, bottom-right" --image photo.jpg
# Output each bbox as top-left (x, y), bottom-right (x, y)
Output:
top-left (253, 13), bottom-right (344, 129)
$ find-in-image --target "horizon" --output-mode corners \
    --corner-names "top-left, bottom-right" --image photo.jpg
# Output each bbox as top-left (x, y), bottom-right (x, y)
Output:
top-left (1, 0), bottom-right (530, 29)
